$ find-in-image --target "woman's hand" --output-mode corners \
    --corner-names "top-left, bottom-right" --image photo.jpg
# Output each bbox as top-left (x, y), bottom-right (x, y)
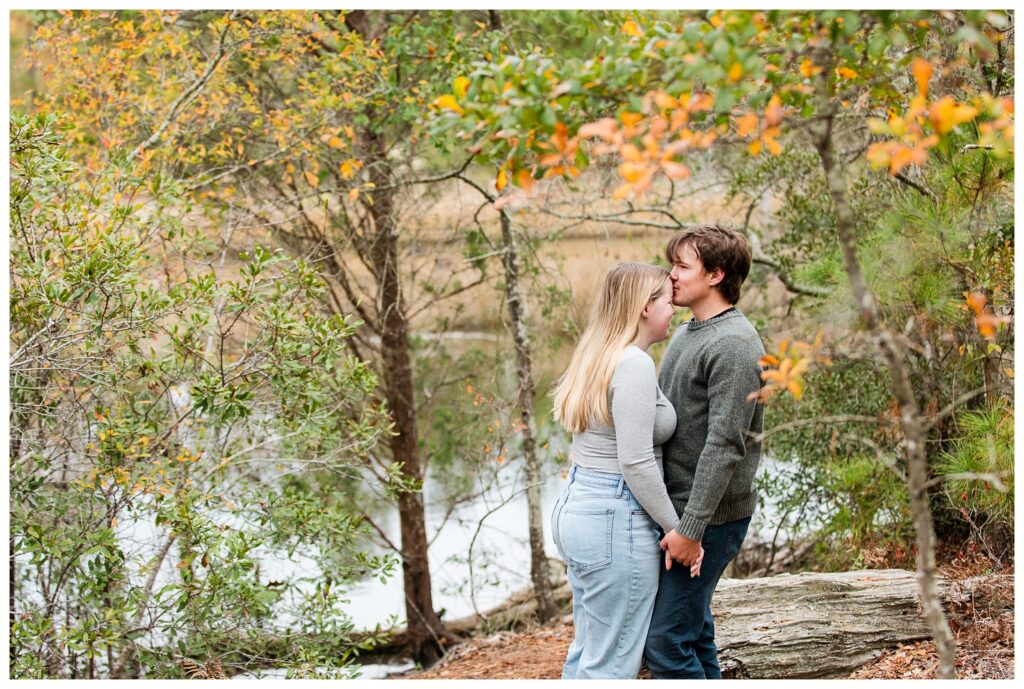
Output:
top-left (689, 546), bottom-right (704, 578)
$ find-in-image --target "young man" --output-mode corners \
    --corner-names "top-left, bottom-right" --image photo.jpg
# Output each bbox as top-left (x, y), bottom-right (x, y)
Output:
top-left (644, 225), bottom-right (765, 679)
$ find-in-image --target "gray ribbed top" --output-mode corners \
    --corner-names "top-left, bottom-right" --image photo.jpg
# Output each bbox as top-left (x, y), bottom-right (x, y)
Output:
top-left (569, 345), bottom-right (679, 532)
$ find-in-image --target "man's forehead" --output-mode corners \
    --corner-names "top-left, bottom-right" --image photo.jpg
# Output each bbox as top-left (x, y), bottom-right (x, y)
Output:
top-left (672, 242), bottom-right (701, 263)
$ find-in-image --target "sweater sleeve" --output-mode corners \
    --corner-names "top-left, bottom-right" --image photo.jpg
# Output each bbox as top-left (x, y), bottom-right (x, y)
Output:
top-left (611, 351), bottom-right (680, 533)
top-left (674, 337), bottom-right (763, 542)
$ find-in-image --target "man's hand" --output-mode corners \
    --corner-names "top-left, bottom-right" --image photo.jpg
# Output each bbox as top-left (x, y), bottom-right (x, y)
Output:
top-left (661, 530), bottom-right (703, 574)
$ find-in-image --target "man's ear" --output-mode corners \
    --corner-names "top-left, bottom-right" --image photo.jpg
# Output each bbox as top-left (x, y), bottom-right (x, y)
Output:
top-left (707, 267), bottom-right (725, 287)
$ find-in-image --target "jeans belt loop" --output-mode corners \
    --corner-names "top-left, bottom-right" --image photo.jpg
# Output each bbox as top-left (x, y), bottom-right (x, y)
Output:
top-left (615, 475), bottom-right (625, 498)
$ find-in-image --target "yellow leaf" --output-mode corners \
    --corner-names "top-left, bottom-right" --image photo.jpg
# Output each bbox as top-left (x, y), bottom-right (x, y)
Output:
top-left (304, 170), bottom-right (318, 188)
top-left (786, 379), bottom-right (804, 400)
top-left (339, 159), bottom-right (357, 180)
top-left (748, 139), bottom-right (763, 156)
top-left (434, 94), bottom-right (464, 115)
top-left (759, 354), bottom-right (780, 367)
top-left (1004, 368), bottom-right (1014, 378)
top-left (622, 20), bottom-right (643, 37)
top-left (764, 136), bottom-right (782, 156)
top-left (836, 66), bottom-right (858, 79)
top-left (453, 76), bottom-right (470, 100)
top-left (728, 62), bottom-right (744, 82)
top-left (496, 164), bottom-right (508, 191)
top-left (328, 136), bottom-right (344, 149)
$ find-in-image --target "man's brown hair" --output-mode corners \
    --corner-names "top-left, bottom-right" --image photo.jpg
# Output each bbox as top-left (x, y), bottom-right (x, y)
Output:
top-left (665, 225), bottom-right (752, 304)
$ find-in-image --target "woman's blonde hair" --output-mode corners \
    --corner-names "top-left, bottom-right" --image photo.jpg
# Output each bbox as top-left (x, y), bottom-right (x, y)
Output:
top-left (552, 262), bottom-right (670, 433)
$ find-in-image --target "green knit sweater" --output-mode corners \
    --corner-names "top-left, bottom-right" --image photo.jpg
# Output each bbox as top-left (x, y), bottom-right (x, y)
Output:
top-left (658, 308), bottom-right (765, 542)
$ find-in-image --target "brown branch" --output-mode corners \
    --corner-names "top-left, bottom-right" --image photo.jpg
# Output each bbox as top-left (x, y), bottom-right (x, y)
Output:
top-left (130, 11), bottom-right (237, 161)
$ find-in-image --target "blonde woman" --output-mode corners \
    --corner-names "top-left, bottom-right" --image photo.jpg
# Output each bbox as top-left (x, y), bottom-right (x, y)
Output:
top-left (550, 262), bottom-right (703, 679)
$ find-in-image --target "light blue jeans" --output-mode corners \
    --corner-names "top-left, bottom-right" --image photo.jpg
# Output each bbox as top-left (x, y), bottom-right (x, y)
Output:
top-left (550, 465), bottom-right (662, 679)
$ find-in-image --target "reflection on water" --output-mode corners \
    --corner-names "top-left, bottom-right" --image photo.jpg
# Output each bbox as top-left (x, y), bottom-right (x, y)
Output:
top-left (233, 659), bottom-right (416, 680)
top-left (343, 458), bottom-right (569, 630)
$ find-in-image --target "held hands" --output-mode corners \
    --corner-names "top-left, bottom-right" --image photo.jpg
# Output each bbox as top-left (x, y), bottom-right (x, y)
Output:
top-left (660, 530), bottom-right (704, 577)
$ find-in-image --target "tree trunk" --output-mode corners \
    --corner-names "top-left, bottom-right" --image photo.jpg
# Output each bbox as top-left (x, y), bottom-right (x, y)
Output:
top-left (341, 9), bottom-right (452, 666)
top-left (498, 209), bottom-right (557, 623)
top-left (362, 124), bottom-right (452, 667)
top-left (811, 58), bottom-right (956, 679)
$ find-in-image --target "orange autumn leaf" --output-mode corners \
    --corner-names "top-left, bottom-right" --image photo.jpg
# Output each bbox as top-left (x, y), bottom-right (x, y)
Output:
top-left (619, 161), bottom-right (646, 183)
top-left (799, 58), bottom-right (823, 77)
top-left (578, 117), bottom-right (618, 141)
top-left (654, 91), bottom-right (679, 110)
top-left (912, 58), bottom-right (933, 100)
top-left (612, 182), bottom-right (634, 200)
top-left (764, 95), bottom-right (784, 127)
top-left (928, 97), bottom-right (978, 134)
top-left (620, 111), bottom-right (644, 128)
top-left (496, 164), bottom-right (508, 191)
top-left (966, 291), bottom-right (987, 315)
top-left (735, 112), bottom-right (758, 138)
top-left (517, 168), bottom-right (534, 190)
top-left (620, 143), bottom-right (643, 162)
top-left (728, 62), bottom-right (744, 82)
top-left (434, 94), bottom-right (464, 115)
top-left (303, 170), bottom-right (318, 187)
top-left (622, 20), bottom-right (643, 37)
top-left (661, 161), bottom-right (690, 180)
top-left (339, 159), bottom-right (358, 180)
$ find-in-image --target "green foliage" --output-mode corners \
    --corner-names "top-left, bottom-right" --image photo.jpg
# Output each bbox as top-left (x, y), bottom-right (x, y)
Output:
top-left (934, 402), bottom-right (1013, 552)
top-left (9, 112), bottom-right (391, 678)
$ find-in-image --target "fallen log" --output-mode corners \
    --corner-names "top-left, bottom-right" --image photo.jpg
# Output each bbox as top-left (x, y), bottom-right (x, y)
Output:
top-left (404, 568), bottom-right (990, 679)
top-left (713, 569), bottom-right (975, 678)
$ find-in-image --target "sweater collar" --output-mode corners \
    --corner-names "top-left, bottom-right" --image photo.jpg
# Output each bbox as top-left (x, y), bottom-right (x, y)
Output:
top-left (685, 306), bottom-right (741, 331)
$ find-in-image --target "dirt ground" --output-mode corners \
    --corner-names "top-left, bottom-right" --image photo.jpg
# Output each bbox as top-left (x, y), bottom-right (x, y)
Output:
top-left (404, 550), bottom-right (1014, 680)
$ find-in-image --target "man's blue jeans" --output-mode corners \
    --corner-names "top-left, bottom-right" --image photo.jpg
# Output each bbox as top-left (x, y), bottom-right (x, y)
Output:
top-left (644, 516), bottom-right (751, 679)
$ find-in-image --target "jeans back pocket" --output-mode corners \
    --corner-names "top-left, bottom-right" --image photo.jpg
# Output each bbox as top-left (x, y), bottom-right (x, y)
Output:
top-left (559, 505), bottom-right (614, 572)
